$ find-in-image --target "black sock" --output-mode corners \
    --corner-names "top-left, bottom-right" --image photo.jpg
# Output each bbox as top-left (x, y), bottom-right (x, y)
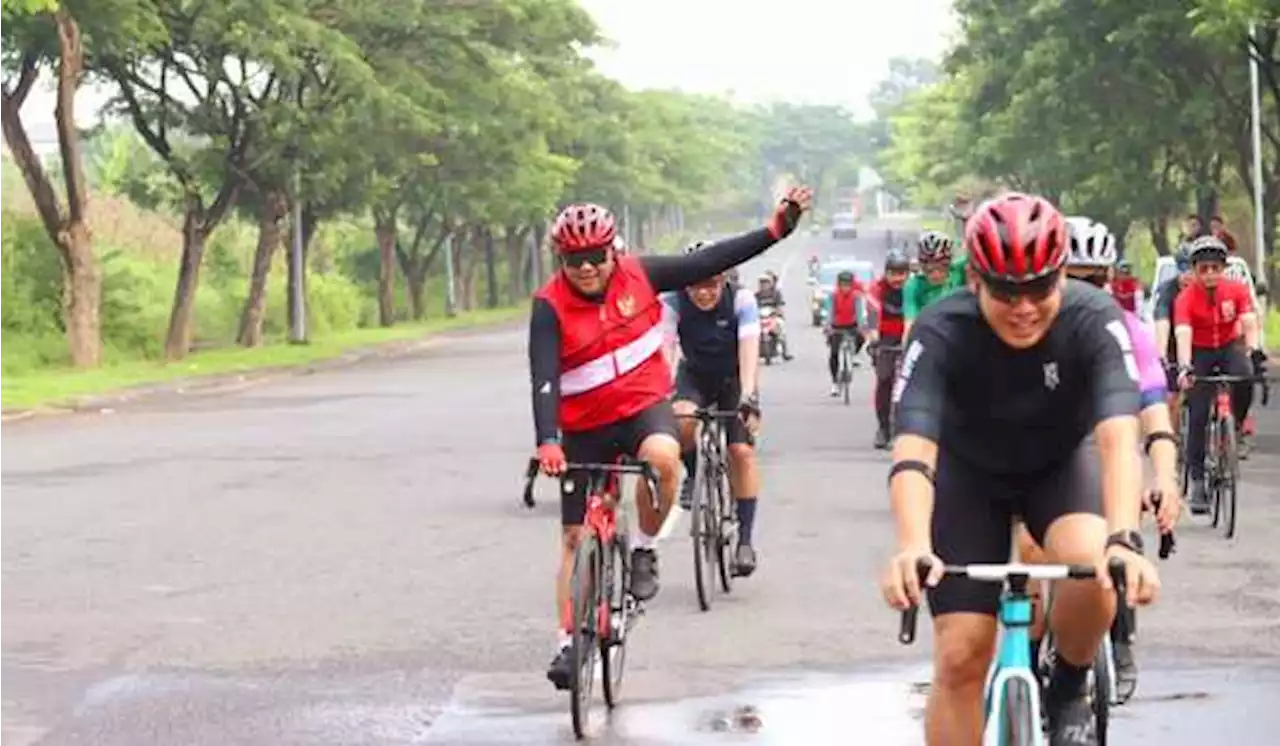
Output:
top-left (1029, 637), bottom-right (1042, 672)
top-left (681, 448), bottom-right (696, 481)
top-left (1048, 659), bottom-right (1089, 700)
top-left (736, 497), bottom-right (757, 545)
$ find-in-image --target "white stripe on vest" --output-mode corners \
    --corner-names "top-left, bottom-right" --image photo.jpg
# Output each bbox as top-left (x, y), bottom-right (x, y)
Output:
top-left (561, 324), bottom-right (665, 396)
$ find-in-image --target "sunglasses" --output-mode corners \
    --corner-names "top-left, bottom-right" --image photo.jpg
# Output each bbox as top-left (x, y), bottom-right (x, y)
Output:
top-left (1194, 262), bottom-right (1225, 276)
top-left (561, 247), bottom-right (610, 269)
top-left (981, 272), bottom-right (1060, 304)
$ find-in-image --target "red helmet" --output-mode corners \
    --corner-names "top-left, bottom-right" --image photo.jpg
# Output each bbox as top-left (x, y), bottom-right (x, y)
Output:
top-left (965, 193), bottom-right (1068, 282)
top-left (551, 203), bottom-right (617, 253)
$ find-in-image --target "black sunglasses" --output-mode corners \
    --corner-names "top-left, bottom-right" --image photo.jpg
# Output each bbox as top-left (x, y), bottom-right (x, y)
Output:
top-left (561, 247), bottom-right (610, 269)
top-left (981, 271), bottom-right (1060, 304)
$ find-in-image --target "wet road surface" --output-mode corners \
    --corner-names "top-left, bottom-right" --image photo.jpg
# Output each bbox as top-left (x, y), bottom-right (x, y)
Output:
top-left (4, 218), bottom-right (1280, 744)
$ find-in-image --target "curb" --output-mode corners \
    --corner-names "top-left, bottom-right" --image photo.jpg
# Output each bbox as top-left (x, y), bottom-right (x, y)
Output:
top-left (1, 318), bottom-right (523, 423)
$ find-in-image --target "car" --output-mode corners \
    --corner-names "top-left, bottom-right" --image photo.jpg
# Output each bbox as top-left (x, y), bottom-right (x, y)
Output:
top-left (831, 213), bottom-right (858, 240)
top-left (808, 259), bottom-right (876, 326)
top-left (1146, 253), bottom-right (1268, 345)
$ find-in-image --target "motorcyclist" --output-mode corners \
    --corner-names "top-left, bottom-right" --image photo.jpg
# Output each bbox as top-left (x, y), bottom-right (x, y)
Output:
top-left (807, 254), bottom-right (821, 279)
top-left (755, 273), bottom-right (793, 361)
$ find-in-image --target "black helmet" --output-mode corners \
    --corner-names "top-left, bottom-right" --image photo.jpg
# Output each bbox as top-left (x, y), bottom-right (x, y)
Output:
top-left (885, 249), bottom-right (910, 272)
top-left (836, 269), bottom-right (854, 282)
top-left (1188, 235), bottom-right (1228, 264)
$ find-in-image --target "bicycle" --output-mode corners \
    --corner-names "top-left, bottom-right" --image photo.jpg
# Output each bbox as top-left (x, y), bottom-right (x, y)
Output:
top-left (675, 407), bottom-right (743, 611)
top-left (831, 329), bottom-right (860, 405)
top-left (522, 457), bottom-right (658, 739)
top-left (870, 340), bottom-right (904, 438)
top-left (1189, 374), bottom-right (1254, 539)
top-left (899, 559), bottom-right (1127, 746)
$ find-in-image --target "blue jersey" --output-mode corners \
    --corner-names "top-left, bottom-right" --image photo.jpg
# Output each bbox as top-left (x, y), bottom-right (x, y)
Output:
top-left (660, 284), bottom-right (759, 379)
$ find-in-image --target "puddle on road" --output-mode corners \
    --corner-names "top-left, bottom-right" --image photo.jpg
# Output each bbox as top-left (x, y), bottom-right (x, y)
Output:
top-left (426, 664), bottom-right (1280, 745)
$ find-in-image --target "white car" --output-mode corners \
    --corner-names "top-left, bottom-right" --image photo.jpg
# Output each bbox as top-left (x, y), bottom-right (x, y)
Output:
top-left (831, 213), bottom-right (858, 240)
top-left (1146, 254), bottom-right (1267, 345)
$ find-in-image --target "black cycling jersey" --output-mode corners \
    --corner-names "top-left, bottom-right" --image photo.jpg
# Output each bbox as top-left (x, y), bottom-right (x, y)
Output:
top-left (893, 281), bottom-right (1142, 476)
top-left (529, 227), bottom-right (783, 444)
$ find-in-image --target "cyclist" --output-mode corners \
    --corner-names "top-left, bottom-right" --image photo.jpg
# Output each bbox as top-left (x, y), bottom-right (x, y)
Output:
top-left (530, 188), bottom-right (811, 689)
top-left (1110, 259), bottom-right (1144, 314)
top-left (1016, 216), bottom-right (1179, 703)
top-left (864, 249), bottom-right (911, 449)
top-left (1153, 243), bottom-right (1194, 416)
top-left (902, 230), bottom-right (968, 340)
top-left (661, 252), bottom-right (764, 576)
top-left (1173, 234), bottom-right (1265, 515)
top-left (823, 269), bottom-right (867, 397)
top-left (755, 272), bottom-right (793, 361)
top-left (807, 253), bottom-right (821, 279)
top-left (881, 193), bottom-right (1160, 746)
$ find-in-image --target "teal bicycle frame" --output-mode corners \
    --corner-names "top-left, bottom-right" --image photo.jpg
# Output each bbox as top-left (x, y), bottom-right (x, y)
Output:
top-left (899, 561), bottom-right (1126, 746)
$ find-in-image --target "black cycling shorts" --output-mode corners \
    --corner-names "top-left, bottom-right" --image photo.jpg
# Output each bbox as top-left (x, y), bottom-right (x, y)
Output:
top-left (673, 362), bottom-right (753, 447)
top-left (927, 443), bottom-right (1102, 617)
top-left (559, 399), bottom-right (679, 526)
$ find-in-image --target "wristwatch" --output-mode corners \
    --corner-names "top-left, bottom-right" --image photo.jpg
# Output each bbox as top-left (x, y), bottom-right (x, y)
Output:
top-left (1106, 529), bottom-right (1145, 555)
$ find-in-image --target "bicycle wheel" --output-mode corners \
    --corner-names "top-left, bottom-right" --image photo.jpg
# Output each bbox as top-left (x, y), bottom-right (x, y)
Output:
top-left (1092, 642), bottom-right (1113, 746)
top-left (690, 453), bottom-right (716, 612)
top-left (999, 679), bottom-right (1038, 746)
top-left (714, 463), bottom-right (735, 594)
top-left (841, 347), bottom-right (853, 405)
top-left (1208, 420), bottom-right (1222, 528)
top-left (569, 537), bottom-right (600, 738)
top-left (599, 537), bottom-right (630, 707)
top-left (1220, 420), bottom-right (1239, 539)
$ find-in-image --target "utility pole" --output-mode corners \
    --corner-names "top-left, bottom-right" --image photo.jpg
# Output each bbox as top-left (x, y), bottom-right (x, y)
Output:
top-left (443, 233), bottom-right (457, 317)
top-left (1248, 21), bottom-right (1266, 284)
top-left (288, 163), bottom-right (306, 343)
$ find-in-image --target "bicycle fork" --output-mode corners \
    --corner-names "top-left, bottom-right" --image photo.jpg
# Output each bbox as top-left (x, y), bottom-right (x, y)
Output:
top-left (984, 579), bottom-right (1047, 746)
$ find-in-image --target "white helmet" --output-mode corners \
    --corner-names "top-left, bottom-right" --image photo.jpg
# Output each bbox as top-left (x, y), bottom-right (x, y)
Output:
top-left (1065, 216), bottom-right (1117, 268)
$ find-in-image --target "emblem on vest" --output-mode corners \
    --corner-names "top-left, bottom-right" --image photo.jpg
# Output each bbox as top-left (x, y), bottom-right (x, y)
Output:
top-left (1221, 299), bottom-right (1237, 321)
top-left (617, 293), bottom-right (635, 317)
top-left (1043, 361), bottom-right (1059, 391)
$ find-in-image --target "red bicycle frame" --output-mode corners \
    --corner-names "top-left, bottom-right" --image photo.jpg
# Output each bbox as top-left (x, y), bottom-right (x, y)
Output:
top-left (1214, 389), bottom-right (1233, 420)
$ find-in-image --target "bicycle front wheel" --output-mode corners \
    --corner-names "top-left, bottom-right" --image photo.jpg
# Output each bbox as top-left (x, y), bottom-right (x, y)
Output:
top-left (998, 679), bottom-right (1038, 746)
top-left (714, 466), bottom-right (735, 594)
top-left (691, 458), bottom-right (716, 612)
top-left (569, 537), bottom-right (600, 738)
top-left (1093, 641), bottom-right (1113, 746)
top-left (1220, 421), bottom-right (1239, 539)
top-left (599, 537), bottom-right (629, 707)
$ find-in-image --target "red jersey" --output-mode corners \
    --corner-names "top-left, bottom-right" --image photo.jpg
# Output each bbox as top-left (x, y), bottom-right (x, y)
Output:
top-left (830, 283), bottom-right (863, 327)
top-left (867, 279), bottom-right (905, 337)
top-left (1110, 275), bottom-right (1140, 313)
top-left (1173, 278), bottom-right (1253, 350)
top-left (535, 256), bottom-right (670, 432)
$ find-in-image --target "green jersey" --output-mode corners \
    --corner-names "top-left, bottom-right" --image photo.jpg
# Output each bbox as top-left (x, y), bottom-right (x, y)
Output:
top-left (903, 255), bottom-right (968, 321)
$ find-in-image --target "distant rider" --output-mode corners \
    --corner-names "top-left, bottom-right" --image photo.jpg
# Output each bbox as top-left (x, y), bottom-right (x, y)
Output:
top-left (755, 272), bottom-right (793, 361)
top-left (864, 250), bottom-right (911, 448)
top-left (823, 269), bottom-right (867, 396)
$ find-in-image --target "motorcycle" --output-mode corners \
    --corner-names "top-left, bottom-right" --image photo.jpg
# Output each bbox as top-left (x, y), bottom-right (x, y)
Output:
top-left (759, 306), bottom-right (784, 365)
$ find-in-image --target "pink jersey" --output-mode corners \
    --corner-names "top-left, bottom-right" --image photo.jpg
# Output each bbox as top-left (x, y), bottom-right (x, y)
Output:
top-left (1122, 310), bottom-right (1166, 407)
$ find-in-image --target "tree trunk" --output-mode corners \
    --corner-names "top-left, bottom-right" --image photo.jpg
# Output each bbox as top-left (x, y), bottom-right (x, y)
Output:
top-left (460, 226), bottom-right (483, 311)
top-left (484, 228), bottom-right (498, 309)
top-left (236, 188), bottom-right (287, 346)
top-left (505, 225), bottom-right (528, 303)
top-left (374, 210), bottom-right (398, 327)
top-left (0, 15), bottom-right (103, 367)
top-left (286, 202), bottom-right (318, 335)
top-left (164, 209), bottom-right (209, 359)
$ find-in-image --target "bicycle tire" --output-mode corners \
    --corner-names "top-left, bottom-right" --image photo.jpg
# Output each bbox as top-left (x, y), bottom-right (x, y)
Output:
top-left (569, 537), bottom-right (600, 738)
top-left (599, 537), bottom-right (629, 707)
top-left (691, 451), bottom-right (715, 612)
top-left (714, 460), bottom-right (735, 594)
top-left (841, 346), bottom-right (852, 405)
top-left (1208, 420), bottom-right (1222, 528)
top-left (1221, 421), bottom-right (1239, 539)
top-left (1000, 678), bottom-right (1038, 746)
top-left (1093, 645), bottom-right (1112, 746)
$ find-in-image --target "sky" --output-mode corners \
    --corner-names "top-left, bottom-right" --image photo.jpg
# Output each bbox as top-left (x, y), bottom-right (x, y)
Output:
top-left (577, 0), bottom-right (958, 117)
top-left (14, 0), bottom-right (958, 137)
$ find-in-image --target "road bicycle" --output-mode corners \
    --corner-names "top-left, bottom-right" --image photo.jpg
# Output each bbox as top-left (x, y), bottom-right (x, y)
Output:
top-left (870, 340), bottom-right (904, 438)
top-left (899, 559), bottom-right (1127, 746)
top-left (675, 407), bottom-right (743, 611)
top-left (522, 457), bottom-right (658, 739)
top-left (1185, 374), bottom-right (1262, 539)
top-left (832, 329), bottom-right (860, 405)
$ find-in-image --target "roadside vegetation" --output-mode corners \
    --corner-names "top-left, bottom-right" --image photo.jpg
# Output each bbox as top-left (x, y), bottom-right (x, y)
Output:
top-left (1, 0), bottom-right (878, 408)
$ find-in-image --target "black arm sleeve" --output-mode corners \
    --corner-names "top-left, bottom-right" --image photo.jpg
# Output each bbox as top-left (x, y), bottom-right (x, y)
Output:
top-left (529, 297), bottom-right (562, 445)
top-left (639, 228), bottom-right (778, 292)
top-left (1086, 305), bottom-right (1143, 424)
top-left (892, 320), bottom-right (950, 441)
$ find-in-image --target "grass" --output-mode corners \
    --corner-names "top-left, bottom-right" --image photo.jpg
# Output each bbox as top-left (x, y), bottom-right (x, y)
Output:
top-left (1267, 308), bottom-right (1280, 349)
top-left (1, 304), bottom-right (527, 410)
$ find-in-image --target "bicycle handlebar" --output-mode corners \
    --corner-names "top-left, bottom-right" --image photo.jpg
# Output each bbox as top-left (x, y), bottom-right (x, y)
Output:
top-left (674, 408), bottom-right (744, 422)
top-left (521, 456), bottom-right (658, 509)
top-left (897, 557), bottom-right (1128, 645)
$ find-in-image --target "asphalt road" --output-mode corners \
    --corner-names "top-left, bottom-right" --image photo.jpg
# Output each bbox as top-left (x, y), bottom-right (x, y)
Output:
top-left (4, 219), bottom-right (1280, 745)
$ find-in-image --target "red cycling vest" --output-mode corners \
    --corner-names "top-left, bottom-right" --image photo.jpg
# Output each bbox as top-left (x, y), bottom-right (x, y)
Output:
top-left (831, 286), bottom-right (860, 327)
top-left (535, 256), bottom-right (670, 433)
